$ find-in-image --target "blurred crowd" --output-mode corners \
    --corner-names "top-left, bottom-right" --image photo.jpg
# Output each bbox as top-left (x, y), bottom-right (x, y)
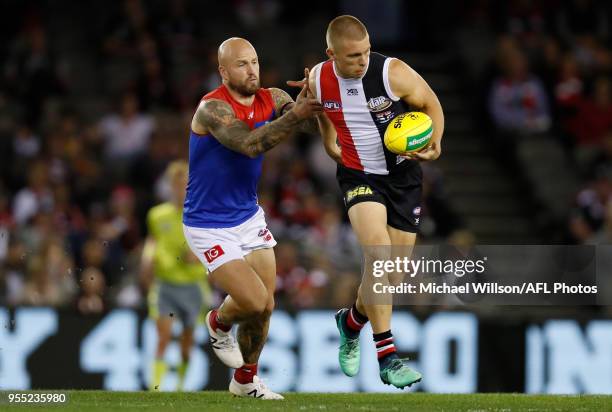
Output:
top-left (457, 0), bottom-right (612, 243)
top-left (0, 0), bottom-right (463, 312)
top-left (6, 0), bottom-right (608, 314)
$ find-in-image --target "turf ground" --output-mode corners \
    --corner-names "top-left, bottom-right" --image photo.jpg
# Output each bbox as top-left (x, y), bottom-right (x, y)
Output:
top-left (1, 391), bottom-right (611, 412)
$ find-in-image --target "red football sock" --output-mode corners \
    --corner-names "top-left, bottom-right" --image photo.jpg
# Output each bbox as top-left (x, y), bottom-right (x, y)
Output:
top-left (346, 304), bottom-right (368, 333)
top-left (234, 363), bottom-right (258, 384)
top-left (210, 309), bottom-right (232, 332)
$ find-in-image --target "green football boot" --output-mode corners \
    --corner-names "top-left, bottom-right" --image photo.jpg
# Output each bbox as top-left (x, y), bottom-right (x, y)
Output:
top-left (380, 358), bottom-right (422, 389)
top-left (335, 308), bottom-right (361, 377)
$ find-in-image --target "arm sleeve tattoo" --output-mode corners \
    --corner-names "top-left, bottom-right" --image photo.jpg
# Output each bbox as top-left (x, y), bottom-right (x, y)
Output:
top-left (269, 87), bottom-right (320, 135)
top-left (194, 98), bottom-right (302, 158)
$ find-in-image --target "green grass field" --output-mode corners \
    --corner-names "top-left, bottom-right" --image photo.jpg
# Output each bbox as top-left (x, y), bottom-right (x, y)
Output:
top-left (1, 391), bottom-right (611, 412)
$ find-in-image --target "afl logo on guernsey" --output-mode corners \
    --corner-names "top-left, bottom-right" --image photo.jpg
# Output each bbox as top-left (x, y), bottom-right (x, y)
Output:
top-left (323, 100), bottom-right (342, 112)
top-left (367, 96), bottom-right (392, 112)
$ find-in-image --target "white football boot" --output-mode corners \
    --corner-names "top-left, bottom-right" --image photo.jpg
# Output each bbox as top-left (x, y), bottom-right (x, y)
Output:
top-left (205, 310), bottom-right (244, 368)
top-left (229, 375), bottom-right (284, 400)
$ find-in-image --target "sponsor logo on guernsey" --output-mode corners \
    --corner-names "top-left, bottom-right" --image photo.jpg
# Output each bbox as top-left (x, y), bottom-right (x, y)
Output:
top-left (367, 96), bottom-right (392, 112)
top-left (345, 185), bottom-right (374, 203)
top-left (413, 206), bottom-right (421, 216)
top-left (375, 109), bottom-right (395, 124)
top-left (346, 88), bottom-right (358, 96)
top-left (323, 100), bottom-right (342, 111)
top-left (204, 245), bottom-right (225, 263)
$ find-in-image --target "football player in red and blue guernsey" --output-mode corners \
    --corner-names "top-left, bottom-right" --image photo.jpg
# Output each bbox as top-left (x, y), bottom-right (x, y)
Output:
top-left (182, 37), bottom-right (322, 399)
top-left (289, 15), bottom-right (445, 389)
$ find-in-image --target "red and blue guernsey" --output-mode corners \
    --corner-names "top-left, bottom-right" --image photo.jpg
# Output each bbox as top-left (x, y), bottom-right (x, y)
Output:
top-left (183, 84), bottom-right (276, 228)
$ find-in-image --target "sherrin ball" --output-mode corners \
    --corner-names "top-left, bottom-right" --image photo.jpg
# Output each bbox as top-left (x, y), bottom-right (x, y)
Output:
top-left (384, 112), bottom-right (433, 154)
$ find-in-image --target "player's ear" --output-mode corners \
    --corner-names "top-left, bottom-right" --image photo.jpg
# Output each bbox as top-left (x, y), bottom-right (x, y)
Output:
top-left (218, 65), bottom-right (228, 81)
top-left (326, 48), bottom-right (335, 60)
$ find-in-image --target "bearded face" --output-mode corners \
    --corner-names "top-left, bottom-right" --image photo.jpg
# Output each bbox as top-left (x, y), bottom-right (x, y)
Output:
top-left (227, 74), bottom-right (260, 96)
top-left (220, 49), bottom-right (261, 97)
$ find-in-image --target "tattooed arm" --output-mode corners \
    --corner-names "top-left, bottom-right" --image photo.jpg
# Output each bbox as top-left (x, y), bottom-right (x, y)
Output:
top-left (191, 87), bottom-right (322, 158)
top-left (268, 87), bottom-right (320, 135)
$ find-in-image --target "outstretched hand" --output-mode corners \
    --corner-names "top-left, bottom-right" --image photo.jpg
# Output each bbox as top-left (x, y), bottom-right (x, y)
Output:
top-left (291, 71), bottom-right (322, 120)
top-left (287, 68), bottom-right (310, 97)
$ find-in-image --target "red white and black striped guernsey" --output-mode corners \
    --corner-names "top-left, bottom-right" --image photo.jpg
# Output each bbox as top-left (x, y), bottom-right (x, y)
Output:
top-left (315, 52), bottom-right (415, 175)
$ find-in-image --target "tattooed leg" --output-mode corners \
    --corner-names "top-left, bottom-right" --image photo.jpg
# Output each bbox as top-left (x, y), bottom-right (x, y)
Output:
top-left (238, 249), bottom-right (276, 364)
top-left (237, 308), bottom-right (271, 364)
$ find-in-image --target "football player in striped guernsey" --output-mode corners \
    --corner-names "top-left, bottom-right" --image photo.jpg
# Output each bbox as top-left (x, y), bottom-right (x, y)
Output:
top-left (290, 15), bottom-right (444, 389)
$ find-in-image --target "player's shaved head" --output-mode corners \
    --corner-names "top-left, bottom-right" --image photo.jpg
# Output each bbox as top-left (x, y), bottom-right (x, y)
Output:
top-left (326, 15), bottom-right (368, 50)
top-left (218, 37), bottom-right (256, 67)
top-left (325, 16), bottom-right (371, 79)
top-left (217, 37), bottom-right (260, 97)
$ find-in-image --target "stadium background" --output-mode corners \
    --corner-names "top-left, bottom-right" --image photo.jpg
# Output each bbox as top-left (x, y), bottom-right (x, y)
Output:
top-left (0, 0), bottom-right (611, 394)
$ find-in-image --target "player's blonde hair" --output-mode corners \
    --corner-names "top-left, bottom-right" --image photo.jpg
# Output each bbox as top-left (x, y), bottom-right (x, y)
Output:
top-left (165, 159), bottom-right (188, 181)
top-left (326, 15), bottom-right (368, 49)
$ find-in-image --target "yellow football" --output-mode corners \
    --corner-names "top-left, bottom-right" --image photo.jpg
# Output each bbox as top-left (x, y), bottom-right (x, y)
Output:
top-left (384, 112), bottom-right (433, 154)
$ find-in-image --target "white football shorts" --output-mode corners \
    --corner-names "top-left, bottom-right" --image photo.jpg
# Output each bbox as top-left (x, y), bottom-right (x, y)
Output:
top-left (183, 206), bottom-right (277, 273)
